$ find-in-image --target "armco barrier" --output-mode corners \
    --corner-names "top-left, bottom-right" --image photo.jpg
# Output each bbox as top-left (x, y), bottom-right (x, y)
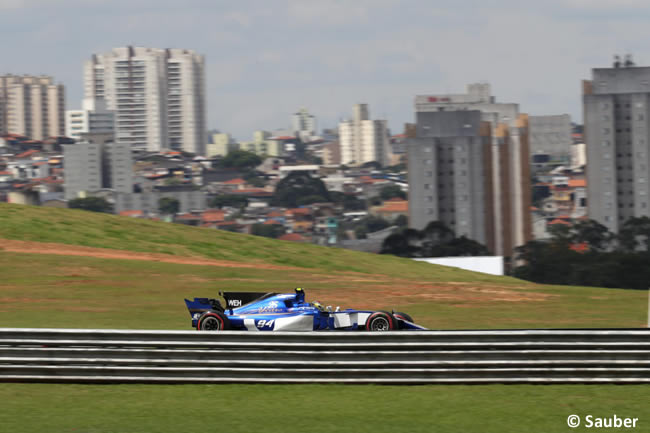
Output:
top-left (0, 328), bottom-right (649, 384)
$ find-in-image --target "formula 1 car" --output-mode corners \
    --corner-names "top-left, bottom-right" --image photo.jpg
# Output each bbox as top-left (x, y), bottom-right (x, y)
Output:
top-left (184, 288), bottom-right (425, 331)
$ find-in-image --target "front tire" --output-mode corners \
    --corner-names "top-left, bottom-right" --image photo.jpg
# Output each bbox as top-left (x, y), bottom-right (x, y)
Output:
top-left (365, 311), bottom-right (397, 331)
top-left (393, 311), bottom-right (413, 322)
top-left (197, 311), bottom-right (230, 331)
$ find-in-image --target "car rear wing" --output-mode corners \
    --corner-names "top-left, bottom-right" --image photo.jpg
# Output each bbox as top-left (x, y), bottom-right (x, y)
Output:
top-left (220, 292), bottom-right (276, 309)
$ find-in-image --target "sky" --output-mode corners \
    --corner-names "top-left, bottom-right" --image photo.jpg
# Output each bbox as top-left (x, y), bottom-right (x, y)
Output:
top-left (2, 0), bottom-right (650, 140)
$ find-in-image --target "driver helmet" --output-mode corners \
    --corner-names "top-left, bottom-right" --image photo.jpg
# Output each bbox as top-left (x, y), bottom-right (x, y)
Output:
top-left (312, 301), bottom-right (325, 312)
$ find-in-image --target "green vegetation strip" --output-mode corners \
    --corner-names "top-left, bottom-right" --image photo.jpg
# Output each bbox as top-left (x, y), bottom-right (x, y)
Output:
top-left (1, 384), bottom-right (647, 433)
top-left (0, 203), bottom-right (508, 280)
top-left (1, 251), bottom-right (647, 329)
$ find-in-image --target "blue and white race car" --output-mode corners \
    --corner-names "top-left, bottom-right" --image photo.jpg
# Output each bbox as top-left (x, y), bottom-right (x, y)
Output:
top-left (184, 288), bottom-right (425, 331)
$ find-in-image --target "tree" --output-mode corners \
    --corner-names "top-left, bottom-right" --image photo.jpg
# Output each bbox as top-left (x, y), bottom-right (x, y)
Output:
top-left (618, 216), bottom-right (650, 252)
top-left (296, 195), bottom-right (328, 206)
top-left (68, 197), bottom-right (112, 213)
top-left (394, 214), bottom-right (408, 228)
top-left (210, 195), bottom-right (248, 209)
top-left (571, 219), bottom-right (612, 252)
top-left (271, 171), bottom-right (330, 208)
top-left (158, 197), bottom-right (180, 215)
top-left (379, 184), bottom-right (406, 200)
top-left (251, 223), bottom-right (285, 239)
top-left (330, 192), bottom-right (366, 211)
top-left (220, 150), bottom-right (262, 170)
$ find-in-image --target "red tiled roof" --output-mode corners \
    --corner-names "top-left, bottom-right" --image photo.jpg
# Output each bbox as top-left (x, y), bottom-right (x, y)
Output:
top-left (285, 208), bottom-right (311, 216)
top-left (278, 233), bottom-right (306, 242)
top-left (223, 178), bottom-right (246, 185)
top-left (270, 136), bottom-right (296, 140)
top-left (264, 219), bottom-right (282, 225)
top-left (202, 209), bottom-right (225, 222)
top-left (267, 211), bottom-right (284, 218)
top-left (530, 206), bottom-right (539, 211)
top-left (568, 179), bottom-right (586, 188)
top-left (376, 200), bottom-right (408, 213)
top-left (119, 210), bottom-right (144, 217)
top-left (0, 171), bottom-right (11, 175)
top-left (570, 242), bottom-right (588, 253)
top-left (16, 149), bottom-right (39, 158)
top-left (549, 218), bottom-right (571, 226)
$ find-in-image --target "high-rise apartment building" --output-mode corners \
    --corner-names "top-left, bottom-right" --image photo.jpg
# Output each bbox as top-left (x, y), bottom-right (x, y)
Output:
top-left (291, 108), bottom-right (317, 140)
top-left (583, 61), bottom-right (650, 233)
top-left (408, 111), bottom-right (494, 249)
top-left (528, 114), bottom-right (572, 161)
top-left (65, 98), bottom-right (115, 142)
top-left (339, 103), bottom-right (389, 166)
top-left (411, 83), bottom-right (532, 256)
top-left (84, 46), bottom-right (206, 154)
top-left (0, 74), bottom-right (65, 140)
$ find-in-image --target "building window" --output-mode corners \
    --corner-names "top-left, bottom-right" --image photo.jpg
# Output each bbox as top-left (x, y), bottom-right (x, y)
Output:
top-left (427, 208), bottom-right (434, 215)
top-left (603, 128), bottom-right (610, 135)
top-left (602, 141), bottom-right (610, 147)
top-left (424, 147), bottom-right (432, 152)
top-left (427, 196), bottom-right (433, 202)
top-left (424, 184), bottom-right (430, 190)
top-left (425, 159), bottom-right (433, 165)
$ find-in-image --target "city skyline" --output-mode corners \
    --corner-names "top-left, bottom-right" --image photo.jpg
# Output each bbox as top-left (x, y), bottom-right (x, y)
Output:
top-left (2, 1), bottom-right (649, 140)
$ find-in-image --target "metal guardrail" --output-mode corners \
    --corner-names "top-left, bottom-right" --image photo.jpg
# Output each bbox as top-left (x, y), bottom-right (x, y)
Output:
top-left (0, 328), bottom-right (649, 384)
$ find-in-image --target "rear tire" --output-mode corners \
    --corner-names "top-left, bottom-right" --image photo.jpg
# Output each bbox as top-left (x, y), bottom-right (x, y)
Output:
top-left (365, 311), bottom-right (397, 331)
top-left (197, 311), bottom-right (230, 331)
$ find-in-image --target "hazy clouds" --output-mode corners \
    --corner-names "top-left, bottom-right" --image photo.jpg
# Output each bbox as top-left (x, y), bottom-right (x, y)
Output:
top-left (1, 0), bottom-right (649, 139)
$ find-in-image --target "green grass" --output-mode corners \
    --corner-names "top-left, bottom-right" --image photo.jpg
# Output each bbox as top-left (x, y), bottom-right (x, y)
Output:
top-left (0, 203), bottom-right (511, 282)
top-left (1, 384), bottom-right (648, 433)
top-left (0, 251), bottom-right (647, 329)
top-left (1, 204), bottom-right (649, 432)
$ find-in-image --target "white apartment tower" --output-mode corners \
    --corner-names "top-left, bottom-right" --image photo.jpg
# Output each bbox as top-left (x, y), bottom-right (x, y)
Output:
top-left (65, 98), bottom-right (115, 142)
top-left (84, 46), bottom-right (206, 154)
top-left (339, 103), bottom-right (389, 166)
top-left (0, 74), bottom-right (65, 140)
top-left (291, 108), bottom-right (317, 138)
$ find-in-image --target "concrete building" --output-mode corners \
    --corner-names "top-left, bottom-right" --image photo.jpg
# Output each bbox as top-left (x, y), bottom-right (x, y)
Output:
top-left (84, 46), bottom-right (206, 154)
top-left (63, 133), bottom-right (133, 200)
top-left (65, 98), bottom-right (114, 142)
top-left (339, 104), bottom-right (389, 166)
top-left (412, 83), bottom-right (532, 257)
top-left (291, 108), bottom-right (317, 140)
top-left (322, 141), bottom-right (341, 165)
top-left (206, 133), bottom-right (238, 157)
top-left (0, 74), bottom-right (65, 140)
top-left (583, 59), bottom-right (650, 232)
top-left (408, 111), bottom-right (494, 250)
top-left (528, 114), bottom-right (572, 161)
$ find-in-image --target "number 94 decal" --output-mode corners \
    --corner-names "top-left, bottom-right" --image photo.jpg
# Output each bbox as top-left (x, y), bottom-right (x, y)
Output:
top-left (256, 319), bottom-right (275, 329)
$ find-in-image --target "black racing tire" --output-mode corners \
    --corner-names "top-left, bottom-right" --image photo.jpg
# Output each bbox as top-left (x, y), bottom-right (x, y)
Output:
top-left (365, 311), bottom-right (398, 331)
top-left (197, 311), bottom-right (230, 331)
top-left (393, 311), bottom-right (414, 323)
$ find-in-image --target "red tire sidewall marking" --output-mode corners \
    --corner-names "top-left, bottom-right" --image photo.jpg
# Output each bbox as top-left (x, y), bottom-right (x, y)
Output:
top-left (366, 312), bottom-right (395, 330)
top-left (199, 313), bottom-right (224, 330)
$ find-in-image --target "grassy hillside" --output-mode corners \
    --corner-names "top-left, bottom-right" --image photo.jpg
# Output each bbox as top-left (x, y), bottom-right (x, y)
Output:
top-left (0, 203), bottom-right (647, 330)
top-left (1, 204), bottom-right (648, 433)
top-left (0, 203), bottom-right (509, 282)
